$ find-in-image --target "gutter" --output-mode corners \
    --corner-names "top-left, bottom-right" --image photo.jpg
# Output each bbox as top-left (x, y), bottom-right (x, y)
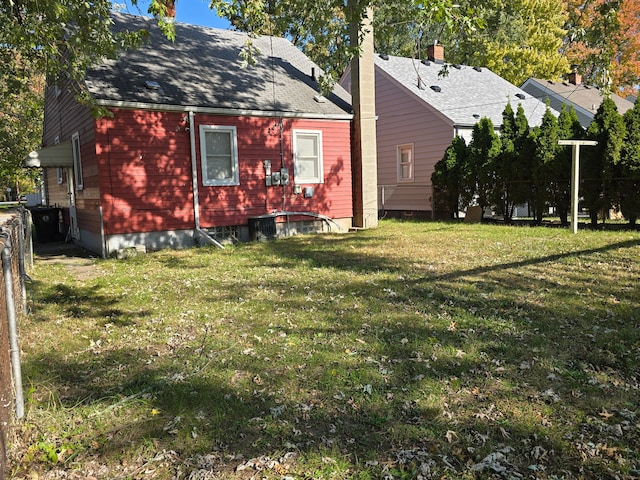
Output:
top-left (94, 100), bottom-right (353, 121)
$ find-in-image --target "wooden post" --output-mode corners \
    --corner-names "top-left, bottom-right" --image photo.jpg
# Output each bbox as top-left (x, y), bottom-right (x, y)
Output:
top-left (558, 140), bottom-right (598, 234)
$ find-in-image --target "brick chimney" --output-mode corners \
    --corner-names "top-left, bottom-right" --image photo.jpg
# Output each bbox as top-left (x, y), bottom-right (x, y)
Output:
top-left (568, 71), bottom-right (582, 85)
top-left (349, 5), bottom-right (378, 229)
top-left (427, 43), bottom-right (445, 64)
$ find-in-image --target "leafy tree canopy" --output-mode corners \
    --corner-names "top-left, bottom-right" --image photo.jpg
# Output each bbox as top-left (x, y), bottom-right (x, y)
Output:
top-left (204, 0), bottom-right (475, 86)
top-left (564, 0), bottom-right (640, 96)
top-left (372, 0), bottom-right (569, 86)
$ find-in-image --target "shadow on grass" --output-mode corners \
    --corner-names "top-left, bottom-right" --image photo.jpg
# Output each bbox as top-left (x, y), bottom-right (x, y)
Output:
top-left (19, 226), bottom-right (640, 478)
top-left (31, 282), bottom-right (152, 325)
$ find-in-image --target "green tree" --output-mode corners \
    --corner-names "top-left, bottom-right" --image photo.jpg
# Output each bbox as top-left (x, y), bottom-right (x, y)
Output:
top-left (530, 107), bottom-right (559, 224)
top-left (1, 1), bottom-right (147, 181)
top-left (496, 102), bottom-right (531, 222)
top-left (620, 101), bottom-right (640, 226)
top-left (564, 0), bottom-right (640, 96)
top-left (468, 117), bottom-right (501, 216)
top-left (553, 104), bottom-right (584, 226)
top-left (206, 0), bottom-right (473, 86)
top-left (432, 135), bottom-right (468, 219)
top-left (583, 97), bottom-right (626, 227)
top-left (434, 0), bottom-right (569, 85)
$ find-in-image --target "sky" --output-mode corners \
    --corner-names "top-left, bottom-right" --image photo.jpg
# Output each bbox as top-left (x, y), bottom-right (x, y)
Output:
top-left (113, 1), bottom-right (231, 29)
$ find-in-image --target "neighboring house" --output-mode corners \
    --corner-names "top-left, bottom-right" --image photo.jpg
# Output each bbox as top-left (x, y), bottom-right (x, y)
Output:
top-left (521, 73), bottom-right (635, 129)
top-left (340, 45), bottom-right (550, 218)
top-left (25, 13), bottom-right (354, 257)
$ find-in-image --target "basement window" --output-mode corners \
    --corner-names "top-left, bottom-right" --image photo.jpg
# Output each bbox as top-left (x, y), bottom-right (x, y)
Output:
top-left (199, 125), bottom-right (239, 186)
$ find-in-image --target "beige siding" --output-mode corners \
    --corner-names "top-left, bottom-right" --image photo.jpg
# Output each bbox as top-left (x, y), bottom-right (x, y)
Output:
top-left (374, 69), bottom-right (454, 212)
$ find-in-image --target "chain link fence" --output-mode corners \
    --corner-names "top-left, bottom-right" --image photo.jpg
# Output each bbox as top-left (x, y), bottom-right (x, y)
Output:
top-left (0, 208), bottom-right (32, 480)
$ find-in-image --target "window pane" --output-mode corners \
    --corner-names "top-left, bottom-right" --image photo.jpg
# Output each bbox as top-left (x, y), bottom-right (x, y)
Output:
top-left (200, 126), bottom-right (238, 186)
top-left (205, 131), bottom-right (233, 181)
top-left (72, 133), bottom-right (83, 189)
top-left (206, 155), bottom-right (232, 180)
top-left (297, 158), bottom-right (318, 179)
top-left (398, 145), bottom-right (413, 181)
top-left (297, 135), bottom-right (318, 157)
top-left (206, 131), bottom-right (231, 156)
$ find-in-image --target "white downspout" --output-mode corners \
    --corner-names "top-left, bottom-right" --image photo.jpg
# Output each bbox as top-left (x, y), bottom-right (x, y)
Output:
top-left (188, 111), bottom-right (224, 249)
top-left (189, 111), bottom-right (200, 231)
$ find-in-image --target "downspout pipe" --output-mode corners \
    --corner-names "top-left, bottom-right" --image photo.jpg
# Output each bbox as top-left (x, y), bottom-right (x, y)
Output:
top-left (189, 110), bottom-right (201, 232)
top-left (1, 235), bottom-right (24, 419)
top-left (188, 111), bottom-right (224, 249)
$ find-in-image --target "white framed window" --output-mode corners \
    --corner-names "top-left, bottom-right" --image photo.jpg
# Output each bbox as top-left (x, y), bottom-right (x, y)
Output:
top-left (72, 132), bottom-right (83, 190)
top-left (293, 130), bottom-right (323, 184)
top-left (397, 144), bottom-right (414, 182)
top-left (199, 125), bottom-right (239, 186)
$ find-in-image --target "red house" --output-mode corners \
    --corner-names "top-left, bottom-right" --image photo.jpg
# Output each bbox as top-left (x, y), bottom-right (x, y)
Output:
top-left (28, 13), bottom-right (353, 257)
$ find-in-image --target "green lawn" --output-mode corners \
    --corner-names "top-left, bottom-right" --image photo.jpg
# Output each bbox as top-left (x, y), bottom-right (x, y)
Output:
top-left (9, 220), bottom-right (640, 479)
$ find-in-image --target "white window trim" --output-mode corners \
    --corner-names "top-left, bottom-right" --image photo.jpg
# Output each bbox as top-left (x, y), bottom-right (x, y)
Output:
top-left (397, 143), bottom-right (414, 183)
top-left (293, 129), bottom-right (324, 184)
top-left (72, 132), bottom-right (83, 190)
top-left (199, 125), bottom-right (240, 186)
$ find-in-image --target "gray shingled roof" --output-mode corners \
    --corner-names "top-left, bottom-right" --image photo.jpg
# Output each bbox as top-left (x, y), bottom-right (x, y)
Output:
top-left (85, 13), bottom-right (352, 117)
top-left (522, 77), bottom-right (633, 128)
top-left (374, 55), bottom-right (550, 127)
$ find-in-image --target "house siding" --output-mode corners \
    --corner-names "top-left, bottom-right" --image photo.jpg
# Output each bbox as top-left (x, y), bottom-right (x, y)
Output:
top-left (94, 110), bottom-right (352, 239)
top-left (374, 70), bottom-right (454, 213)
top-left (95, 110), bottom-right (195, 236)
top-left (42, 85), bottom-right (100, 243)
top-left (194, 115), bottom-right (352, 226)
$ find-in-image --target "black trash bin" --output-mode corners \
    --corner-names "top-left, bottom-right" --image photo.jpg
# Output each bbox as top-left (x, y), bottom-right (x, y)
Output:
top-left (30, 207), bottom-right (61, 243)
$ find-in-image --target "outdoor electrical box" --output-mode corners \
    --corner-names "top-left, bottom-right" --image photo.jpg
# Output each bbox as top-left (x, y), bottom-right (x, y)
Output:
top-left (280, 168), bottom-right (290, 185)
top-left (271, 171), bottom-right (281, 186)
top-left (264, 160), bottom-right (272, 186)
top-left (304, 186), bottom-right (314, 198)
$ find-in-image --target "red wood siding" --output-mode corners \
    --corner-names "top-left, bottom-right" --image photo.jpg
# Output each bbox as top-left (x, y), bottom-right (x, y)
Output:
top-left (42, 84), bottom-right (101, 232)
top-left (95, 110), bottom-right (194, 236)
top-left (95, 110), bottom-right (352, 235)
top-left (194, 115), bottom-right (352, 227)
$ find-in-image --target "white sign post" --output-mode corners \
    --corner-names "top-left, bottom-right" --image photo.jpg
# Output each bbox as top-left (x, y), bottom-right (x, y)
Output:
top-left (558, 140), bottom-right (598, 234)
